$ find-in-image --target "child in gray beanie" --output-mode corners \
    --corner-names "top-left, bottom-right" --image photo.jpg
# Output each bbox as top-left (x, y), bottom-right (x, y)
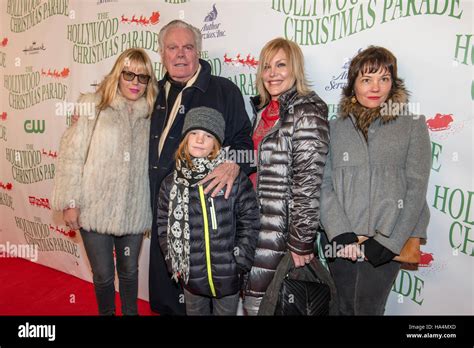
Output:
top-left (156, 106), bottom-right (260, 315)
top-left (181, 106), bottom-right (226, 145)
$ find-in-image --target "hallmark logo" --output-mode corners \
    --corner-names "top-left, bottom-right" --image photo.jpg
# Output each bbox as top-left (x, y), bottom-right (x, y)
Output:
top-left (18, 322), bottom-right (55, 341)
top-left (22, 41), bottom-right (46, 55)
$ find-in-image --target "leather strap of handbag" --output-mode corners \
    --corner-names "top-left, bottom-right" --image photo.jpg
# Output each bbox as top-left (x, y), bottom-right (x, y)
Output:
top-left (357, 236), bottom-right (421, 264)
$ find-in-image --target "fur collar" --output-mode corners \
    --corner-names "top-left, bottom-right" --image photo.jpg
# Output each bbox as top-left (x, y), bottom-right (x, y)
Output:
top-left (78, 92), bottom-right (149, 119)
top-left (339, 80), bottom-right (409, 139)
top-left (110, 92), bottom-right (149, 118)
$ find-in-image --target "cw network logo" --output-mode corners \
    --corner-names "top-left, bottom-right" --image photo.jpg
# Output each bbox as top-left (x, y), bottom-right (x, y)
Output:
top-left (24, 120), bottom-right (45, 133)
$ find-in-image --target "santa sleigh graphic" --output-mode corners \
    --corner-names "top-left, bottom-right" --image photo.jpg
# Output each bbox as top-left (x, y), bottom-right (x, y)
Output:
top-left (418, 252), bottom-right (434, 267)
top-left (426, 113), bottom-right (454, 131)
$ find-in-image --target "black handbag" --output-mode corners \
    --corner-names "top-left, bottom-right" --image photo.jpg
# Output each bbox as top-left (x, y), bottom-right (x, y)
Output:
top-left (274, 262), bottom-right (331, 316)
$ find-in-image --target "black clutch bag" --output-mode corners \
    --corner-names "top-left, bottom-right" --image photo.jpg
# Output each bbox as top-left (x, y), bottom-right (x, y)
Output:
top-left (274, 263), bottom-right (331, 316)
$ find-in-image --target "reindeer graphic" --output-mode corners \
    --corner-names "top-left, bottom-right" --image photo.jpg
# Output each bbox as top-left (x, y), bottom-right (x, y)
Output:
top-left (223, 54), bottom-right (232, 63)
top-left (204, 4), bottom-right (218, 22)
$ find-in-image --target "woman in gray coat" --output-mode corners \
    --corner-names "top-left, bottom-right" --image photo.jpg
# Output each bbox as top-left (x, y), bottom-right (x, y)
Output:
top-left (320, 46), bottom-right (431, 315)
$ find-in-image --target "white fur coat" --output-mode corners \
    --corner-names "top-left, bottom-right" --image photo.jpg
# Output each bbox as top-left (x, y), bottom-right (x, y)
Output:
top-left (52, 92), bottom-right (151, 235)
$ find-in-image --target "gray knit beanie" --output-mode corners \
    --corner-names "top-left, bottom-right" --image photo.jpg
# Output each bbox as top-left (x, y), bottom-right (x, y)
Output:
top-left (182, 107), bottom-right (225, 144)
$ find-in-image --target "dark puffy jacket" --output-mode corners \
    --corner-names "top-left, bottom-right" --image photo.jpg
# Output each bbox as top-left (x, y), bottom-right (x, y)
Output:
top-left (157, 171), bottom-right (260, 298)
top-left (245, 86), bottom-right (329, 298)
top-left (148, 58), bottom-right (252, 313)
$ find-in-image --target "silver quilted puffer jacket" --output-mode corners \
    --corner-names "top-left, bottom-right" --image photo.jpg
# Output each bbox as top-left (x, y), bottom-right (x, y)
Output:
top-left (245, 86), bottom-right (329, 299)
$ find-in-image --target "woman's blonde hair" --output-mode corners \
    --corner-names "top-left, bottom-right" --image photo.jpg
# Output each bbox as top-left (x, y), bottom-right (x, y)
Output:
top-left (256, 38), bottom-right (311, 108)
top-left (96, 48), bottom-right (158, 116)
top-left (175, 132), bottom-right (221, 169)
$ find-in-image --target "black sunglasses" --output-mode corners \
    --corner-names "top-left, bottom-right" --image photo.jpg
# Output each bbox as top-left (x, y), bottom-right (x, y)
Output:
top-left (121, 71), bottom-right (150, 84)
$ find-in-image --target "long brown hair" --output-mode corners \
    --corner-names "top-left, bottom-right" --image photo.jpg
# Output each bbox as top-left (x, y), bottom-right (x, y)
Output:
top-left (343, 46), bottom-right (401, 99)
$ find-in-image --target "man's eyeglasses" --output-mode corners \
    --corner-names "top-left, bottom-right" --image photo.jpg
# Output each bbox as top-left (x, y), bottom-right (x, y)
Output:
top-left (121, 71), bottom-right (150, 84)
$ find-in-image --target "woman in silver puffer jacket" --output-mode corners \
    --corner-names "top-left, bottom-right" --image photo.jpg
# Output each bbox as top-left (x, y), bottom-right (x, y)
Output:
top-left (243, 38), bottom-right (330, 314)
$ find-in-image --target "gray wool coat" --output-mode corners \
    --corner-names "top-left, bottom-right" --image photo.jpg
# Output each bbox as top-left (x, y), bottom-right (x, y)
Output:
top-left (320, 91), bottom-right (431, 254)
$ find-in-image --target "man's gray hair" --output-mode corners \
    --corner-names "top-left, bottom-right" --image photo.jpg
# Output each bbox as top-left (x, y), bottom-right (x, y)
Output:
top-left (158, 20), bottom-right (202, 55)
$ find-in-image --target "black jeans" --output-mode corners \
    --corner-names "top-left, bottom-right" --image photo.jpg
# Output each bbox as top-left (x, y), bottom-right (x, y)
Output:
top-left (80, 229), bottom-right (143, 315)
top-left (328, 257), bottom-right (400, 315)
top-left (183, 288), bottom-right (240, 315)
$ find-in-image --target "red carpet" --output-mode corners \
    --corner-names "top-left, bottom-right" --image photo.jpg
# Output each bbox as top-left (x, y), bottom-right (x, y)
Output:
top-left (0, 257), bottom-right (156, 316)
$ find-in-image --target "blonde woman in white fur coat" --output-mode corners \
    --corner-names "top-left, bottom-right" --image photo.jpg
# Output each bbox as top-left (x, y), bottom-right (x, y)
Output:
top-left (52, 48), bottom-right (157, 315)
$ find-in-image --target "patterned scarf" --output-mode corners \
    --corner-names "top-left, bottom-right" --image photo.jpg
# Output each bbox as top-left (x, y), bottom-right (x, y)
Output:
top-left (166, 149), bottom-right (225, 283)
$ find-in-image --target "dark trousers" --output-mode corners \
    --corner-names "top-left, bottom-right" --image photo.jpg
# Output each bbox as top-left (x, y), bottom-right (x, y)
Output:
top-left (80, 229), bottom-right (143, 315)
top-left (328, 257), bottom-right (401, 315)
top-left (184, 288), bottom-right (240, 316)
top-left (148, 221), bottom-right (186, 315)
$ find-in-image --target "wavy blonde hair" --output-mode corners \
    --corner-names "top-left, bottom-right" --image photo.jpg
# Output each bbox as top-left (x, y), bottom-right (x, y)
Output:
top-left (96, 48), bottom-right (158, 116)
top-left (256, 38), bottom-right (312, 108)
top-left (175, 133), bottom-right (221, 169)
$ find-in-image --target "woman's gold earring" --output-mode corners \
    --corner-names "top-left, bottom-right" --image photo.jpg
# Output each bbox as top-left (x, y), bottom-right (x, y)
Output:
top-left (351, 96), bottom-right (357, 104)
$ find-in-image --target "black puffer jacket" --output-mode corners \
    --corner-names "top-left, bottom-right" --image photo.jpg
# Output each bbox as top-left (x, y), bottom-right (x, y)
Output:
top-left (157, 171), bottom-right (260, 298)
top-left (245, 86), bottom-right (329, 298)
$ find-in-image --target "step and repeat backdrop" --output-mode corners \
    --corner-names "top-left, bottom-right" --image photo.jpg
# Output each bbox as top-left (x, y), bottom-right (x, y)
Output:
top-left (0, 0), bottom-right (472, 314)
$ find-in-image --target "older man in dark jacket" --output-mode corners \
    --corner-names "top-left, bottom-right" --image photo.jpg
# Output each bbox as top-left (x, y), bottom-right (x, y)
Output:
top-left (148, 20), bottom-right (253, 315)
